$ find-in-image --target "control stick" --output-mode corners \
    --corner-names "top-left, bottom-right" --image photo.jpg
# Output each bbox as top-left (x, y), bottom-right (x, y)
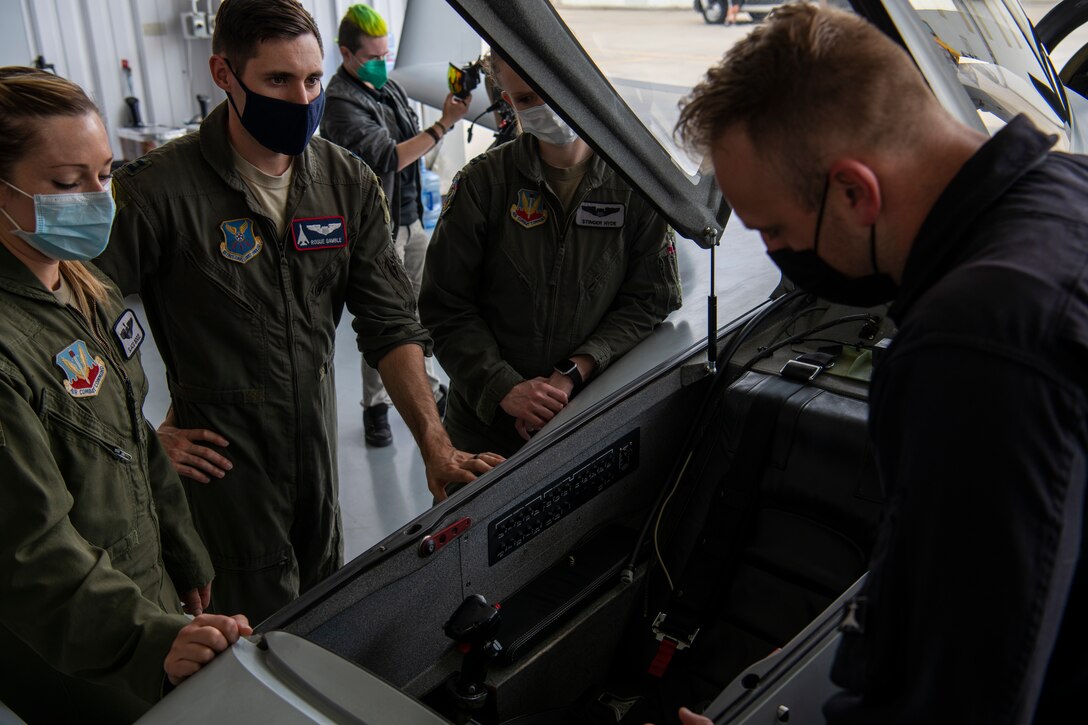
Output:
top-left (443, 594), bottom-right (503, 718)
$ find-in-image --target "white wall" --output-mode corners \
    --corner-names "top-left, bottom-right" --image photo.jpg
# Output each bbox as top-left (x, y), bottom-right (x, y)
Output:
top-left (0, 1), bottom-right (34, 68)
top-left (16, 0), bottom-right (406, 158)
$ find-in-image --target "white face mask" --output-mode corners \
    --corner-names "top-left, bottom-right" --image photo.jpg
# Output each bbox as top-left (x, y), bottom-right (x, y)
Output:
top-left (516, 104), bottom-right (578, 146)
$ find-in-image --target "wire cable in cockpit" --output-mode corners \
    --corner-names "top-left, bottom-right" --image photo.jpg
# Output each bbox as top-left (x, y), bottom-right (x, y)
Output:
top-left (621, 288), bottom-right (810, 591)
top-left (739, 312), bottom-right (879, 376)
top-left (632, 303), bottom-right (880, 598)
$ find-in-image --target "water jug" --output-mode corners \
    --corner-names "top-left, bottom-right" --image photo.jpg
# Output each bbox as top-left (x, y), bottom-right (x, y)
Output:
top-left (421, 163), bottom-right (442, 229)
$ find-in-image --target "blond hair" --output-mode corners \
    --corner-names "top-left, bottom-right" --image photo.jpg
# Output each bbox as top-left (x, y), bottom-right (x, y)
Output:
top-left (676, 4), bottom-right (937, 209)
top-left (0, 67), bottom-right (108, 317)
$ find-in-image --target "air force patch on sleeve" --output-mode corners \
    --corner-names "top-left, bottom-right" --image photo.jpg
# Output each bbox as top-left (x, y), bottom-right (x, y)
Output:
top-left (112, 309), bottom-right (145, 360)
top-left (292, 216), bottom-right (348, 251)
top-left (576, 201), bottom-right (625, 228)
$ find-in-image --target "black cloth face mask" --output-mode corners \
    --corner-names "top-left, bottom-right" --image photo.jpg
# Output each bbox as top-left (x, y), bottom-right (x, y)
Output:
top-left (225, 61), bottom-right (325, 156)
top-left (768, 177), bottom-right (897, 306)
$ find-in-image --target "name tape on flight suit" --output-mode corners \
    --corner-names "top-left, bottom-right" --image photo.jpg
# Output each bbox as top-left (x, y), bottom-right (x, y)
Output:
top-left (576, 202), bottom-right (625, 228)
top-left (112, 309), bottom-right (145, 360)
top-left (291, 216), bottom-right (348, 251)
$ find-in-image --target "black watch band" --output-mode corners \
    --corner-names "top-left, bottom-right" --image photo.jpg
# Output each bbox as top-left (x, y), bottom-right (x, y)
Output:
top-left (554, 358), bottom-right (584, 394)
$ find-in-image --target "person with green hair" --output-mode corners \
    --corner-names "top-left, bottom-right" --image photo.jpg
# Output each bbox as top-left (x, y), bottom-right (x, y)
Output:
top-left (323, 3), bottom-right (472, 447)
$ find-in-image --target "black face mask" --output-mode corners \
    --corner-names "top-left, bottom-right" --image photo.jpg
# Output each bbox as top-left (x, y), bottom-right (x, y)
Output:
top-left (225, 61), bottom-right (325, 156)
top-left (768, 177), bottom-right (897, 307)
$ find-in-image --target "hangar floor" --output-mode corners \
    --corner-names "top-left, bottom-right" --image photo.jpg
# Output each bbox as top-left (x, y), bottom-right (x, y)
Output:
top-left (130, 292), bottom-right (442, 564)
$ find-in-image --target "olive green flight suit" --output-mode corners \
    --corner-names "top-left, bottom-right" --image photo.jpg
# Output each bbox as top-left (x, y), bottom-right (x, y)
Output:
top-left (0, 245), bottom-right (213, 721)
top-left (95, 103), bottom-right (428, 624)
top-left (420, 133), bottom-right (683, 457)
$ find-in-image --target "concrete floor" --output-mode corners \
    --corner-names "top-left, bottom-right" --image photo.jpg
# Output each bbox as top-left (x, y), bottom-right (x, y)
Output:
top-left (132, 274), bottom-right (443, 564)
top-left (557, 3), bottom-right (1086, 79)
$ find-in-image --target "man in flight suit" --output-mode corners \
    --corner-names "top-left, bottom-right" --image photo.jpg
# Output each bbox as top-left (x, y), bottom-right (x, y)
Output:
top-left (678, 5), bottom-right (1088, 722)
top-left (420, 53), bottom-right (683, 457)
top-left (97, 0), bottom-right (501, 624)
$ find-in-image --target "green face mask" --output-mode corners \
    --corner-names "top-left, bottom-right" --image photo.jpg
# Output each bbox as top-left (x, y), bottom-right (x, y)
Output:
top-left (356, 58), bottom-right (388, 90)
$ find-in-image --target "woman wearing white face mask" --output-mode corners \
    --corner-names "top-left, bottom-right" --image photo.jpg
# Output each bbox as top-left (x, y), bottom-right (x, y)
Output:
top-left (0, 66), bottom-right (251, 722)
top-left (420, 52), bottom-right (683, 461)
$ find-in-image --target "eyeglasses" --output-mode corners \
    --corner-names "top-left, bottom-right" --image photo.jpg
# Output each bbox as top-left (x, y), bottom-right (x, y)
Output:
top-left (355, 51), bottom-right (389, 64)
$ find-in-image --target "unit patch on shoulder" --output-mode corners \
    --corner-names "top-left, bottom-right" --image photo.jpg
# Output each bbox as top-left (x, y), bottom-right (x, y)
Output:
top-left (220, 218), bottom-right (264, 264)
top-left (441, 175), bottom-right (460, 219)
top-left (510, 189), bottom-right (548, 229)
top-left (55, 340), bottom-right (106, 398)
top-left (576, 201), bottom-right (625, 228)
top-left (112, 309), bottom-right (145, 360)
top-left (292, 216), bottom-right (348, 251)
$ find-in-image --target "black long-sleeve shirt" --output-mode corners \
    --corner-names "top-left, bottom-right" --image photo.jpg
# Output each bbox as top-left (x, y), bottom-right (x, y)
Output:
top-left (826, 116), bottom-right (1088, 724)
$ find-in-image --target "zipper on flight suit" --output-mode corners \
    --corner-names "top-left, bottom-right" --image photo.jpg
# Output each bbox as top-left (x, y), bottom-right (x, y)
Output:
top-left (259, 210), bottom-right (306, 495)
top-left (242, 189), bottom-right (305, 496)
top-left (86, 300), bottom-right (180, 597)
top-left (278, 253), bottom-right (305, 483)
top-left (44, 410), bottom-right (134, 463)
top-left (540, 179), bottom-right (597, 357)
top-left (64, 302), bottom-right (139, 462)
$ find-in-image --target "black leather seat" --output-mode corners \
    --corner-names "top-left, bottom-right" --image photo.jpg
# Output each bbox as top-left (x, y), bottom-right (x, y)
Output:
top-left (499, 371), bottom-right (885, 725)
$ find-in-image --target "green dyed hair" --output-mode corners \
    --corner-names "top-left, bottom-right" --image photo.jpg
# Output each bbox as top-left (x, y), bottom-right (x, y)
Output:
top-left (339, 5), bottom-right (387, 51)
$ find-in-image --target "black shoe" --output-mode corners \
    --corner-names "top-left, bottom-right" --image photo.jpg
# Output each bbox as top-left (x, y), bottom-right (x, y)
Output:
top-left (364, 404), bottom-right (393, 447)
top-left (436, 384), bottom-right (449, 420)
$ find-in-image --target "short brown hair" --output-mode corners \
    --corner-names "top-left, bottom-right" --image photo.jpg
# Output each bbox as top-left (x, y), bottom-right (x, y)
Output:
top-left (212, 0), bottom-right (322, 73)
top-left (676, 3), bottom-right (936, 209)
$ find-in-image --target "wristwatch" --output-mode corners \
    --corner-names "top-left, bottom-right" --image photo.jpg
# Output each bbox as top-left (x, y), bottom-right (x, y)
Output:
top-left (553, 358), bottom-right (584, 395)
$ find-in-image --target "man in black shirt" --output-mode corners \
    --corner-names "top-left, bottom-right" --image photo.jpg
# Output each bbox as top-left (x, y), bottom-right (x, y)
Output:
top-left (678, 5), bottom-right (1087, 723)
top-left (322, 4), bottom-right (471, 446)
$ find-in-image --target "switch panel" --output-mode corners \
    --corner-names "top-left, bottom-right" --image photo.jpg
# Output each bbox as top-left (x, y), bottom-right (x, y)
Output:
top-left (488, 429), bottom-right (640, 565)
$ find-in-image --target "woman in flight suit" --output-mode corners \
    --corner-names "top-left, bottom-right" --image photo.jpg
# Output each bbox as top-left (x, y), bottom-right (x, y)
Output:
top-left (0, 67), bottom-right (249, 722)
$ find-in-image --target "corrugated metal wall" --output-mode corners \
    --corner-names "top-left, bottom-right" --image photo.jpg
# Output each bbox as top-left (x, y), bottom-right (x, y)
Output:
top-left (3, 0), bottom-right (406, 158)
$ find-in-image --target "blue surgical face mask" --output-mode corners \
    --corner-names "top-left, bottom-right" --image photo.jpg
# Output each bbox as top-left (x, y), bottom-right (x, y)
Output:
top-left (225, 61), bottom-right (325, 156)
top-left (1, 179), bottom-right (115, 261)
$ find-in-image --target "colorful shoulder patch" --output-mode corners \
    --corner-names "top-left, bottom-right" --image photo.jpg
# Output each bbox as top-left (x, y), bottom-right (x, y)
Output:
top-left (291, 216), bottom-right (348, 251)
top-left (575, 201), bottom-right (625, 228)
top-left (55, 340), bottom-right (106, 398)
top-left (219, 218), bottom-right (264, 264)
top-left (112, 309), bottom-right (145, 360)
top-left (510, 189), bottom-right (548, 229)
top-left (440, 175), bottom-right (460, 219)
